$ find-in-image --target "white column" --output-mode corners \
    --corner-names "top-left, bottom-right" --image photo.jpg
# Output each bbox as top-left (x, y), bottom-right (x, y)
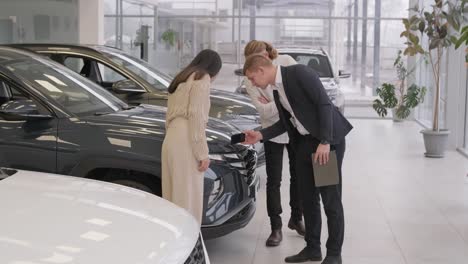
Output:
top-left (78, 0), bottom-right (104, 45)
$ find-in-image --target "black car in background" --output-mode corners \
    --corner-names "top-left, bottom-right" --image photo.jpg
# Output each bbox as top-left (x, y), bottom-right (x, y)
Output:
top-left (0, 47), bottom-right (258, 239)
top-left (7, 44), bottom-right (265, 165)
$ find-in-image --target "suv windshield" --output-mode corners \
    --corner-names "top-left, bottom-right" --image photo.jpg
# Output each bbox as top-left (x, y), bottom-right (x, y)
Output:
top-left (3, 56), bottom-right (128, 116)
top-left (283, 52), bottom-right (334, 78)
top-left (97, 47), bottom-right (171, 90)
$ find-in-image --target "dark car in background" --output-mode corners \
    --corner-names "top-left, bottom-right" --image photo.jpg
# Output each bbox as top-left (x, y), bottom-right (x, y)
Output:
top-left (0, 47), bottom-right (258, 239)
top-left (7, 44), bottom-right (265, 165)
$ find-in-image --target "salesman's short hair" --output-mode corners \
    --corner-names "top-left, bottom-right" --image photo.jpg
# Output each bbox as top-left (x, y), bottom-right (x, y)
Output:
top-left (243, 54), bottom-right (273, 75)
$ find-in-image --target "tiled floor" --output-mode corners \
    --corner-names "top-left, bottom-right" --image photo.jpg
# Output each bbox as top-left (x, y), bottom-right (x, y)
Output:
top-left (205, 119), bottom-right (468, 264)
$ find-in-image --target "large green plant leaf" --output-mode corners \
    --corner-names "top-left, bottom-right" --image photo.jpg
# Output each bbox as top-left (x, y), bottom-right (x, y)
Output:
top-left (376, 83), bottom-right (398, 108)
top-left (424, 12), bottom-right (433, 21)
top-left (419, 21), bottom-right (426, 33)
top-left (409, 33), bottom-right (420, 45)
top-left (372, 100), bottom-right (388, 118)
top-left (396, 105), bottom-right (411, 119)
top-left (403, 18), bottom-right (410, 29)
top-left (455, 26), bottom-right (468, 49)
top-left (403, 84), bottom-right (427, 108)
top-left (439, 24), bottom-right (448, 38)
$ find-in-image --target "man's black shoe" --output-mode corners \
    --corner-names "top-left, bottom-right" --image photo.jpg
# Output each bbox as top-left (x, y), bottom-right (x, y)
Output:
top-left (265, 229), bottom-right (282, 247)
top-left (321, 256), bottom-right (342, 264)
top-left (285, 247), bottom-right (322, 263)
top-left (288, 218), bottom-right (306, 236)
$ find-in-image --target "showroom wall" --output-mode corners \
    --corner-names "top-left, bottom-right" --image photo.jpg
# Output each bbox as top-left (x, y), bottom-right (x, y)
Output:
top-left (0, 0), bottom-right (79, 44)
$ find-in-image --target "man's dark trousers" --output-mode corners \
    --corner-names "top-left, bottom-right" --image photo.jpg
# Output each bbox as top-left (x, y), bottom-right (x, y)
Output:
top-left (264, 141), bottom-right (302, 230)
top-left (294, 133), bottom-right (346, 257)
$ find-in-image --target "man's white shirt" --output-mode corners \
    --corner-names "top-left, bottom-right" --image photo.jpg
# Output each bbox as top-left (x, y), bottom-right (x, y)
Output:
top-left (272, 65), bottom-right (310, 136)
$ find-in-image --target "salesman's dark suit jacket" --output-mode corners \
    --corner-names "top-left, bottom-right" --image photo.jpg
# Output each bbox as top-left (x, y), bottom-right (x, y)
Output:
top-left (261, 64), bottom-right (353, 145)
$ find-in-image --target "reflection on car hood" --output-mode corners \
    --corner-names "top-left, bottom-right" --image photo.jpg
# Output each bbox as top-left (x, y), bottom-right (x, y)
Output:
top-left (82, 104), bottom-right (241, 153)
top-left (0, 169), bottom-right (199, 264)
top-left (209, 89), bottom-right (259, 122)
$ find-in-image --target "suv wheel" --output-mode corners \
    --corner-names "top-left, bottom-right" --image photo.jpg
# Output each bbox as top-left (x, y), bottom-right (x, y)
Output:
top-left (96, 169), bottom-right (161, 196)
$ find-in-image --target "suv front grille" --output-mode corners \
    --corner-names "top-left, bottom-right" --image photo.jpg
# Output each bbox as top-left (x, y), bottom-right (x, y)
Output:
top-left (223, 146), bottom-right (257, 185)
top-left (236, 147), bottom-right (257, 185)
top-left (184, 236), bottom-right (206, 264)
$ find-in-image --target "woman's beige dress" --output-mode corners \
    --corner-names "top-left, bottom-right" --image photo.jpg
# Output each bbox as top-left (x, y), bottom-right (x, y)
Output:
top-left (161, 73), bottom-right (210, 225)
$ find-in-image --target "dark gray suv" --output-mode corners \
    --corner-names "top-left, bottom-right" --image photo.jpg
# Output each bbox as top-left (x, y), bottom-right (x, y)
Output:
top-left (0, 47), bottom-right (258, 239)
top-left (8, 44), bottom-right (265, 165)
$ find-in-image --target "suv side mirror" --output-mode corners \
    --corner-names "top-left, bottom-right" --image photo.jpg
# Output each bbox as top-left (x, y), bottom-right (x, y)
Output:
top-left (112, 79), bottom-right (146, 94)
top-left (236, 84), bottom-right (248, 95)
top-left (235, 79), bottom-right (248, 95)
top-left (0, 100), bottom-right (53, 121)
top-left (234, 68), bottom-right (244, 76)
top-left (338, 70), bottom-right (351, 78)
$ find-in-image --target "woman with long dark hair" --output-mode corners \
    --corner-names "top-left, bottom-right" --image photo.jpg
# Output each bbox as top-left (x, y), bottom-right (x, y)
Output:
top-left (162, 49), bottom-right (222, 225)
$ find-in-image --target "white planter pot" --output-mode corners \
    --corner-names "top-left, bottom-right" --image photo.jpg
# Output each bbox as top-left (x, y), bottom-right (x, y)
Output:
top-left (392, 108), bottom-right (404, 122)
top-left (421, 129), bottom-right (450, 158)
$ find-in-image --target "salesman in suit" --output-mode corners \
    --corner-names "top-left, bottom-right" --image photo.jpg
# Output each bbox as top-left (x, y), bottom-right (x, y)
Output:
top-left (242, 55), bottom-right (353, 264)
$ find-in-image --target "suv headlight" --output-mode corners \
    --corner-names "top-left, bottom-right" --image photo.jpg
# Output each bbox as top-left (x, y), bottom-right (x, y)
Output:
top-left (207, 177), bottom-right (224, 208)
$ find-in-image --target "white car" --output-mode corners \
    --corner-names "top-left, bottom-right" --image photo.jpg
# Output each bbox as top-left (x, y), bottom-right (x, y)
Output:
top-left (277, 47), bottom-right (348, 113)
top-left (236, 47), bottom-right (349, 114)
top-left (0, 168), bottom-right (209, 264)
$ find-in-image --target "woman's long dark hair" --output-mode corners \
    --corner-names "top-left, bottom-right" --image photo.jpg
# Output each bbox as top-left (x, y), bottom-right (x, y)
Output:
top-left (168, 49), bottom-right (222, 94)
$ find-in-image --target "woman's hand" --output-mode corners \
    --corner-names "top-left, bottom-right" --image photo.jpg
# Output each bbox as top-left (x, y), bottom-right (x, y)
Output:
top-left (198, 159), bottom-right (210, 172)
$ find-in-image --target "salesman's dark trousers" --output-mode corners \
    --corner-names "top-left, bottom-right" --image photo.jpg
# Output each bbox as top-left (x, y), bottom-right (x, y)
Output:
top-left (264, 141), bottom-right (302, 230)
top-left (294, 134), bottom-right (346, 257)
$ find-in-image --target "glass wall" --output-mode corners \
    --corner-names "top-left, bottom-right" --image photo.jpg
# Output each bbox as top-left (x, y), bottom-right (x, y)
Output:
top-left (0, 0), bottom-right (79, 44)
top-left (104, 0), bottom-right (409, 95)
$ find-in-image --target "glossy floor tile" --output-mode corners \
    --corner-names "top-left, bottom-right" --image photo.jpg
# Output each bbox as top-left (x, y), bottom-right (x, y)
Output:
top-left (205, 119), bottom-right (468, 264)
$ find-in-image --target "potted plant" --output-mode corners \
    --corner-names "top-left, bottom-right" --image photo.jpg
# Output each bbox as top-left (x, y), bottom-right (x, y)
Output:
top-left (373, 50), bottom-right (427, 122)
top-left (161, 29), bottom-right (176, 48)
top-left (400, 0), bottom-right (467, 157)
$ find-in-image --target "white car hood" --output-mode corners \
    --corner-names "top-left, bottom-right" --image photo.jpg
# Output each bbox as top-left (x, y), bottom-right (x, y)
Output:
top-left (0, 170), bottom-right (199, 264)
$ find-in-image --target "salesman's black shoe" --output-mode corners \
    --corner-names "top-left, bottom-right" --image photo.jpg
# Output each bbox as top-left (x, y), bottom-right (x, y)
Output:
top-left (321, 256), bottom-right (342, 264)
top-left (265, 229), bottom-right (282, 247)
top-left (285, 248), bottom-right (322, 263)
top-left (288, 218), bottom-right (306, 236)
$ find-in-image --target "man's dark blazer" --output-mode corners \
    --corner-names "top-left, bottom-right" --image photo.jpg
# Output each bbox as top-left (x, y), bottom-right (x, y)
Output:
top-left (260, 64), bottom-right (353, 145)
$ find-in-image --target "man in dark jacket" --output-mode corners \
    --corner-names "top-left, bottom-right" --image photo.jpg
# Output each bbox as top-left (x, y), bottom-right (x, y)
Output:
top-left (242, 55), bottom-right (353, 264)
